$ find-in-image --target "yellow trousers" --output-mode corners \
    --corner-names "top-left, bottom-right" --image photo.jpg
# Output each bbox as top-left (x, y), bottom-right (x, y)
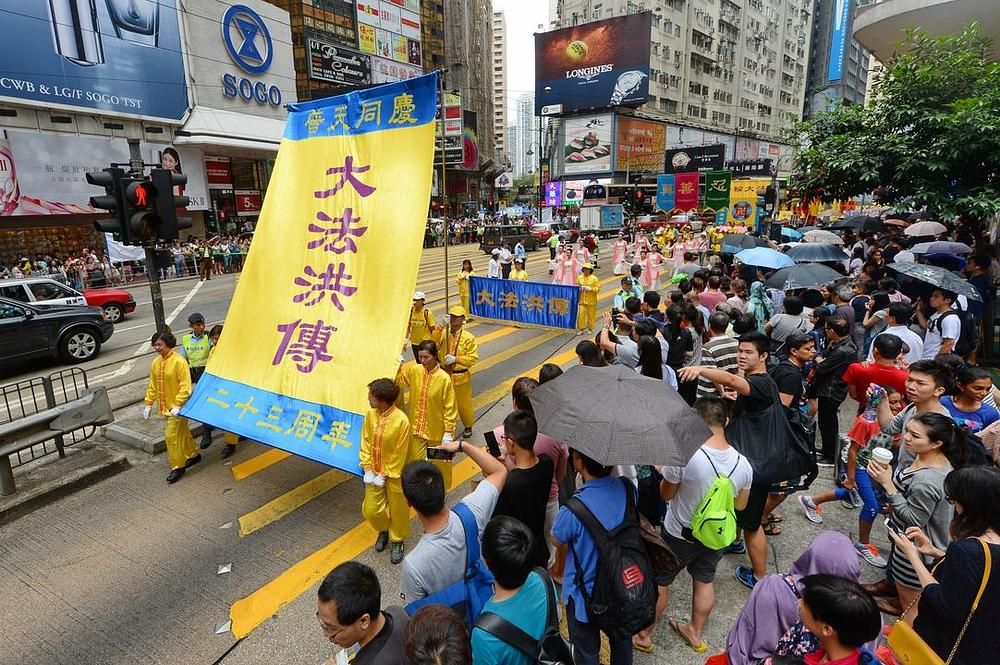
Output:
top-left (460, 292), bottom-right (470, 316)
top-left (410, 435), bottom-right (453, 490)
top-left (362, 477), bottom-right (409, 542)
top-left (165, 416), bottom-right (198, 470)
top-left (455, 380), bottom-right (473, 431)
top-left (577, 303), bottom-right (597, 330)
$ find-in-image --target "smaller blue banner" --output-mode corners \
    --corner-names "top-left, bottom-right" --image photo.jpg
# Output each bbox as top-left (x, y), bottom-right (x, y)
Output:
top-left (181, 374), bottom-right (364, 476)
top-left (656, 174), bottom-right (676, 213)
top-left (469, 276), bottom-right (580, 330)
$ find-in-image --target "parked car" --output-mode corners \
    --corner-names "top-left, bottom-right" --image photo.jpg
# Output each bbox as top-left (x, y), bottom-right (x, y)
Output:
top-left (479, 225), bottom-right (540, 254)
top-left (0, 277), bottom-right (136, 323)
top-left (0, 296), bottom-right (114, 364)
top-left (529, 222), bottom-right (566, 243)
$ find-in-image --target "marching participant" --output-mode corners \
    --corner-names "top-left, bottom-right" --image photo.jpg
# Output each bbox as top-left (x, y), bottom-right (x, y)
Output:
top-left (143, 331), bottom-right (200, 483)
top-left (434, 306), bottom-right (479, 439)
top-left (455, 259), bottom-right (474, 314)
top-left (577, 263), bottom-right (601, 333)
top-left (552, 246), bottom-right (581, 286)
top-left (612, 233), bottom-right (630, 275)
top-left (408, 292), bottom-right (435, 360)
top-left (510, 258), bottom-right (529, 281)
top-left (396, 340), bottom-right (457, 463)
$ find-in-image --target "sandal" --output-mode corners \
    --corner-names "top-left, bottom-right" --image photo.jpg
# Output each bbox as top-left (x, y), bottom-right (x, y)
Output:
top-left (766, 513), bottom-right (784, 524)
top-left (631, 639), bottom-right (654, 654)
top-left (668, 617), bottom-right (708, 653)
top-left (763, 521), bottom-right (782, 536)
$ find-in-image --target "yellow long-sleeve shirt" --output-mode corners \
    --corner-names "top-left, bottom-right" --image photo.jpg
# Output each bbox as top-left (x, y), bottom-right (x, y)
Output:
top-left (409, 307), bottom-right (435, 345)
top-left (434, 326), bottom-right (479, 387)
top-left (510, 269), bottom-right (529, 281)
top-left (456, 271), bottom-right (474, 297)
top-left (577, 273), bottom-right (601, 306)
top-left (144, 350), bottom-right (192, 415)
top-left (360, 405), bottom-right (411, 478)
top-left (397, 363), bottom-right (457, 441)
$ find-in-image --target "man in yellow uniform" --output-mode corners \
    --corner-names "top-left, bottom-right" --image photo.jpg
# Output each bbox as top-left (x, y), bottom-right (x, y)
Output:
top-left (179, 312), bottom-right (215, 449)
top-left (396, 339), bottom-right (457, 462)
top-left (434, 305), bottom-right (479, 439)
top-left (408, 291), bottom-right (435, 360)
top-left (360, 378), bottom-right (412, 564)
top-left (143, 331), bottom-right (200, 483)
top-left (510, 258), bottom-right (529, 281)
top-left (577, 263), bottom-right (600, 333)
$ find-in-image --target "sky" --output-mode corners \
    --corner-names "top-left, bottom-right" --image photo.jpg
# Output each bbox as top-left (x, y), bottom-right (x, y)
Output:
top-left (493, 0), bottom-right (549, 121)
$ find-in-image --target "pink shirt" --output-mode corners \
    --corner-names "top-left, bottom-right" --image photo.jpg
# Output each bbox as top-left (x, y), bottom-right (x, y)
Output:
top-left (700, 289), bottom-right (728, 312)
top-left (492, 425), bottom-right (567, 501)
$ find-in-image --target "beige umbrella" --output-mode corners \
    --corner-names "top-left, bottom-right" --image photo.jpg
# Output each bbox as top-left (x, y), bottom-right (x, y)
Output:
top-left (803, 229), bottom-right (844, 244)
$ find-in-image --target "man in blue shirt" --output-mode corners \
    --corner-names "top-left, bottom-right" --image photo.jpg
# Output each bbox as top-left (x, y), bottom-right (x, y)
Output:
top-left (514, 240), bottom-right (526, 268)
top-left (471, 516), bottom-right (551, 664)
top-left (551, 450), bottom-right (633, 665)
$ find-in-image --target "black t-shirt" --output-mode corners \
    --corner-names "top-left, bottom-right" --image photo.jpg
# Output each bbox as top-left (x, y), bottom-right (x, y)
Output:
top-left (354, 607), bottom-right (409, 665)
top-left (665, 328), bottom-right (693, 370)
top-left (493, 454), bottom-right (554, 568)
top-left (736, 372), bottom-right (779, 415)
top-left (770, 361), bottom-right (806, 412)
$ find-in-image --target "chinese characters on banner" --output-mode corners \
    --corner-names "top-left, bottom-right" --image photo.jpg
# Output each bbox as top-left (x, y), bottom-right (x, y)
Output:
top-left (727, 178), bottom-right (770, 228)
top-left (469, 276), bottom-right (580, 330)
top-left (674, 172), bottom-right (699, 210)
top-left (655, 174), bottom-right (675, 213)
top-left (180, 73), bottom-right (439, 476)
top-left (704, 170), bottom-right (732, 212)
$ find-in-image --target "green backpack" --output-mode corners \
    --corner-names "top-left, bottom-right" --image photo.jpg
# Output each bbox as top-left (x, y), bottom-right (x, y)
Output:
top-left (689, 450), bottom-right (739, 550)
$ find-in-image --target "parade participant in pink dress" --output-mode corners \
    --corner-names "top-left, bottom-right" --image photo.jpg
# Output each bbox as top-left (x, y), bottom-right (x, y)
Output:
top-left (612, 235), bottom-right (630, 275)
top-left (552, 248), bottom-right (580, 285)
top-left (574, 240), bottom-right (591, 267)
top-left (632, 231), bottom-right (651, 263)
top-left (672, 235), bottom-right (689, 271)
top-left (640, 246), bottom-right (664, 290)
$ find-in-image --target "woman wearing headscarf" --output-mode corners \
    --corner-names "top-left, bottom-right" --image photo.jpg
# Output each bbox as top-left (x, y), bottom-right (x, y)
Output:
top-left (746, 281), bottom-right (774, 334)
top-left (725, 531), bottom-right (864, 665)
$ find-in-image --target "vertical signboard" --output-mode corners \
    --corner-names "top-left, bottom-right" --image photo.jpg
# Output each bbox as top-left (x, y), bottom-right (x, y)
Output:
top-left (614, 116), bottom-right (666, 173)
top-left (828, 0), bottom-right (851, 82)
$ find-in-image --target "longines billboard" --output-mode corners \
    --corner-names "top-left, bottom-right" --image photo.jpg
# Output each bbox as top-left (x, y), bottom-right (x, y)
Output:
top-left (534, 12), bottom-right (652, 115)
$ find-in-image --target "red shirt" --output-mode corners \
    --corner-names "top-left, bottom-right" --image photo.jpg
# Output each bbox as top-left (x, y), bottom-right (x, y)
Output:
top-left (841, 362), bottom-right (908, 404)
top-left (803, 648), bottom-right (862, 665)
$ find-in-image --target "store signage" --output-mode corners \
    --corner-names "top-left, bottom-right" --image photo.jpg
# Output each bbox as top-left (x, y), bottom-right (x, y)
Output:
top-left (205, 157), bottom-right (234, 187)
top-left (234, 189), bottom-right (262, 215)
top-left (727, 159), bottom-right (773, 177)
top-left (221, 4), bottom-right (282, 107)
top-left (306, 34), bottom-right (371, 86)
top-left (664, 144), bottom-right (726, 173)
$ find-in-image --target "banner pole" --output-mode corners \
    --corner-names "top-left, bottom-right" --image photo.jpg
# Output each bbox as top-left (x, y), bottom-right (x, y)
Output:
top-left (439, 71), bottom-right (451, 316)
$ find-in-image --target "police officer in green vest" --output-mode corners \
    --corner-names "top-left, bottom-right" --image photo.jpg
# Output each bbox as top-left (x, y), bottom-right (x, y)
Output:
top-left (180, 312), bottom-right (215, 449)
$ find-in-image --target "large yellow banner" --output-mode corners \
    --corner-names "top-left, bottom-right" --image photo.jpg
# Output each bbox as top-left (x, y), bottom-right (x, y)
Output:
top-left (181, 73), bottom-right (439, 475)
top-left (727, 177), bottom-right (770, 227)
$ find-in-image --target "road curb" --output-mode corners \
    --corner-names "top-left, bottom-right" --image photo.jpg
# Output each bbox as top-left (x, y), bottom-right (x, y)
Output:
top-left (102, 420), bottom-right (209, 455)
top-left (0, 446), bottom-right (131, 526)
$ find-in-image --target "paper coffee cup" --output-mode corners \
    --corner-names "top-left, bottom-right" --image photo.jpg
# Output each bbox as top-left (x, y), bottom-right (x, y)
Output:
top-left (871, 448), bottom-right (893, 465)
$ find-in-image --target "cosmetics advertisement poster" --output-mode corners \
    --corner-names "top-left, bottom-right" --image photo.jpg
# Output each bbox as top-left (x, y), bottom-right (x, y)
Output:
top-left (0, 0), bottom-right (188, 121)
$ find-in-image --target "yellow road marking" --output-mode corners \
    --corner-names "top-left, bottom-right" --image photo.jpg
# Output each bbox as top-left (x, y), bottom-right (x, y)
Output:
top-left (238, 469), bottom-right (347, 537)
top-left (231, 448), bottom-right (290, 481)
top-left (474, 325), bottom-right (520, 345)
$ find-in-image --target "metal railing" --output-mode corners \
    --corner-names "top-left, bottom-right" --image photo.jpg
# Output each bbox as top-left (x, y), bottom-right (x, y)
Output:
top-left (0, 368), bottom-right (95, 468)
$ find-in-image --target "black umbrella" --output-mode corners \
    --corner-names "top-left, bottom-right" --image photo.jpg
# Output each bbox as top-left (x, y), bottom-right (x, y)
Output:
top-left (529, 364), bottom-right (710, 466)
top-left (722, 234), bottom-right (768, 250)
top-left (829, 217), bottom-right (862, 230)
top-left (888, 262), bottom-right (982, 301)
top-left (785, 243), bottom-right (849, 263)
top-left (765, 263), bottom-right (845, 290)
top-left (861, 217), bottom-right (885, 232)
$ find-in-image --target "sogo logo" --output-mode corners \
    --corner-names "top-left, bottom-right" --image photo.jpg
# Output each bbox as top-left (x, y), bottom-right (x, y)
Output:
top-left (220, 5), bottom-right (282, 107)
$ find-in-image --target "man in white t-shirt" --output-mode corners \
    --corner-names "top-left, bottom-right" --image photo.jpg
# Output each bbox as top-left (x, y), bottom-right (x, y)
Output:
top-left (868, 302), bottom-right (924, 365)
top-left (917, 288), bottom-right (960, 358)
top-left (632, 397), bottom-right (753, 652)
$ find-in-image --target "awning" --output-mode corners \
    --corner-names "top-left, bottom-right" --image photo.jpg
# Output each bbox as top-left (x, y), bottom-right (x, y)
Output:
top-left (174, 106), bottom-right (285, 154)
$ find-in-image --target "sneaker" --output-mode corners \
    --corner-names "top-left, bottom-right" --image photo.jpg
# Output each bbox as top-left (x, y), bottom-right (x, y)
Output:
top-left (735, 565), bottom-right (758, 590)
top-left (841, 489), bottom-right (863, 509)
top-left (722, 539), bottom-right (746, 555)
top-left (798, 495), bottom-right (824, 524)
top-left (855, 542), bottom-right (888, 568)
top-left (373, 531), bottom-right (389, 553)
top-left (390, 541), bottom-right (405, 565)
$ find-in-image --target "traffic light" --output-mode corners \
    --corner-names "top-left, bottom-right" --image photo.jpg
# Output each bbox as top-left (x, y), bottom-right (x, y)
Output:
top-left (124, 178), bottom-right (159, 243)
top-left (86, 167), bottom-right (127, 241)
top-left (150, 168), bottom-right (192, 241)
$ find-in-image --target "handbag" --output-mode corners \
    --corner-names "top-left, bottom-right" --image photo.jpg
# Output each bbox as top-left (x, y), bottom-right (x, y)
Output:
top-left (638, 513), bottom-right (680, 574)
top-left (887, 538), bottom-right (992, 665)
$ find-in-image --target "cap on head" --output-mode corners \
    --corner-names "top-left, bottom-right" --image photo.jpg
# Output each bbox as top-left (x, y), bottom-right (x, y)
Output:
top-left (514, 258), bottom-right (524, 265)
top-left (188, 312), bottom-right (205, 324)
top-left (413, 291), bottom-right (426, 301)
top-left (582, 263), bottom-right (593, 270)
top-left (448, 305), bottom-right (467, 317)
top-left (621, 276), bottom-right (632, 285)
top-left (491, 248), bottom-right (500, 255)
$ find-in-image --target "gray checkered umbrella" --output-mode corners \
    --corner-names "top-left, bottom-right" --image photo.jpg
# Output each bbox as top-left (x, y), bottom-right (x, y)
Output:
top-left (529, 364), bottom-right (710, 466)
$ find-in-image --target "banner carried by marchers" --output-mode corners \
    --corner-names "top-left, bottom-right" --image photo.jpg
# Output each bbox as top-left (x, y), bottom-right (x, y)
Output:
top-left (469, 276), bottom-right (580, 330)
top-left (181, 73), bottom-right (439, 476)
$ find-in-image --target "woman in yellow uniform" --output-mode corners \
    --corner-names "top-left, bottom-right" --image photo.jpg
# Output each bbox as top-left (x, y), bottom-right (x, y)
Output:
top-left (360, 378), bottom-right (412, 564)
top-left (576, 263), bottom-right (600, 333)
top-left (396, 339), bottom-right (457, 463)
top-left (510, 257), bottom-right (529, 281)
top-left (456, 258), bottom-right (474, 314)
top-left (408, 291), bottom-right (435, 360)
top-left (143, 331), bottom-right (200, 483)
top-left (434, 306), bottom-right (479, 439)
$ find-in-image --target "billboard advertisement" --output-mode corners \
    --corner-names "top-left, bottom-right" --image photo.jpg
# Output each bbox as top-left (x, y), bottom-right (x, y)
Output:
top-left (828, 0), bottom-right (850, 82)
top-left (0, 0), bottom-right (188, 121)
top-left (562, 114), bottom-right (614, 177)
top-left (665, 144), bottom-right (726, 173)
top-left (614, 117), bottom-right (666, 173)
top-left (356, 0), bottom-right (422, 67)
top-left (535, 13), bottom-right (652, 115)
top-left (544, 181), bottom-right (562, 207)
top-left (371, 56), bottom-right (422, 83)
top-left (306, 34), bottom-right (372, 86)
top-left (461, 110), bottom-right (479, 171)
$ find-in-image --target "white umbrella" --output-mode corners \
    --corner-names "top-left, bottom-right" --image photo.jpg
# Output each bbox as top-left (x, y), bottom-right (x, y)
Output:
top-left (904, 221), bottom-right (947, 237)
top-left (803, 229), bottom-right (844, 245)
top-left (893, 251), bottom-right (916, 263)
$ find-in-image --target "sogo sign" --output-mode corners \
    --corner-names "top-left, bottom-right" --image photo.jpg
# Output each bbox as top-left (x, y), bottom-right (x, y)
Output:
top-left (221, 5), bottom-right (282, 107)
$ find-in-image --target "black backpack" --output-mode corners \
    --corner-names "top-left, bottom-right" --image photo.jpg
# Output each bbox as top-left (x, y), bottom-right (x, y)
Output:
top-left (566, 478), bottom-right (658, 640)
top-left (474, 568), bottom-right (575, 665)
top-left (935, 309), bottom-right (977, 356)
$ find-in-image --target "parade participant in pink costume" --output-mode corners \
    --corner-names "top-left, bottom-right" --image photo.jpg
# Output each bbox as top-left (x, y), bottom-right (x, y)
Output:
top-left (640, 246), bottom-right (664, 290)
top-left (673, 235), bottom-right (690, 271)
top-left (552, 248), bottom-right (581, 286)
top-left (574, 240), bottom-right (591, 266)
top-left (612, 235), bottom-right (630, 275)
top-left (633, 231), bottom-right (651, 263)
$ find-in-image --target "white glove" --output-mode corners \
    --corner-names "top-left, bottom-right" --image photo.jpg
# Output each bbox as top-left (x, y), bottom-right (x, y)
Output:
top-left (372, 474), bottom-right (385, 488)
top-left (169, 406), bottom-right (181, 417)
top-left (143, 405), bottom-right (152, 420)
top-left (363, 470), bottom-right (375, 485)
top-left (444, 354), bottom-right (457, 365)
top-left (442, 433), bottom-right (454, 445)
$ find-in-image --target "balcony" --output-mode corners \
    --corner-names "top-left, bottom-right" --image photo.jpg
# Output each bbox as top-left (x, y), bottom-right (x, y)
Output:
top-left (854, 0), bottom-right (1000, 63)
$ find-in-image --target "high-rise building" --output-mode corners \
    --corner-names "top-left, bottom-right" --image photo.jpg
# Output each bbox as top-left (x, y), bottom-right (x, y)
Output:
top-left (554, 0), bottom-right (814, 158)
top-left (492, 10), bottom-right (508, 166)
top-left (804, 0), bottom-right (869, 115)
top-left (514, 94), bottom-right (538, 176)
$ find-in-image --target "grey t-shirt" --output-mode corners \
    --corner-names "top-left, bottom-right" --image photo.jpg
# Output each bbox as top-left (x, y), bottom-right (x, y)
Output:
top-left (400, 480), bottom-right (499, 603)
top-left (614, 335), bottom-right (670, 369)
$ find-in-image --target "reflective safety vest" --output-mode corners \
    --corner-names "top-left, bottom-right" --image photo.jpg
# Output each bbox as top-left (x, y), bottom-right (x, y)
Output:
top-left (182, 332), bottom-right (211, 368)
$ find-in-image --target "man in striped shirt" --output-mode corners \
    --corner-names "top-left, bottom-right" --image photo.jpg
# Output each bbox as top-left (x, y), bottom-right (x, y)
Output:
top-left (697, 312), bottom-right (739, 399)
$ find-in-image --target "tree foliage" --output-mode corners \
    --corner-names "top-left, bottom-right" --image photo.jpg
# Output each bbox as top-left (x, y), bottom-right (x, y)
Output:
top-left (789, 23), bottom-right (1000, 221)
